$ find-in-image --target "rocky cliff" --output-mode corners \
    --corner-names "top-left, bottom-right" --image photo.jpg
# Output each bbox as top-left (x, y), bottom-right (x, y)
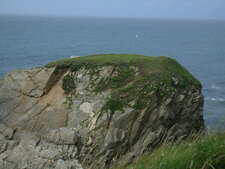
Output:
top-left (0, 54), bottom-right (204, 169)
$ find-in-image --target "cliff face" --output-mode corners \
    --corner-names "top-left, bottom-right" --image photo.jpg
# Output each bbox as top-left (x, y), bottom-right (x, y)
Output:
top-left (0, 54), bottom-right (204, 169)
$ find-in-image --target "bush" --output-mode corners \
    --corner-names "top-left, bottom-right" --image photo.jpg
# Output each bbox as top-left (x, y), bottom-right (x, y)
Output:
top-left (62, 74), bottom-right (76, 94)
top-left (103, 98), bottom-right (125, 113)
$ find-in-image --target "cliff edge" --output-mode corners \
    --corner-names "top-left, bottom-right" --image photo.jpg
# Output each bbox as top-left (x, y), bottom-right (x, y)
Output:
top-left (0, 54), bottom-right (204, 169)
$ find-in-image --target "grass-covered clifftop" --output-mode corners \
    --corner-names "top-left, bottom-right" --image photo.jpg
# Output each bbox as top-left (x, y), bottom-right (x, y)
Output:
top-left (46, 54), bottom-right (201, 88)
top-left (116, 133), bottom-right (225, 169)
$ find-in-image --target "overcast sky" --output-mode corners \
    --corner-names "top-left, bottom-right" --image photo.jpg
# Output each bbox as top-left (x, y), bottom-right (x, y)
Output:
top-left (0, 0), bottom-right (225, 20)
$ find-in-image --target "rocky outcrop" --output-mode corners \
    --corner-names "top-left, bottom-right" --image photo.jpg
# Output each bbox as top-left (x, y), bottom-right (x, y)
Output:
top-left (0, 54), bottom-right (204, 169)
top-left (0, 126), bottom-right (83, 169)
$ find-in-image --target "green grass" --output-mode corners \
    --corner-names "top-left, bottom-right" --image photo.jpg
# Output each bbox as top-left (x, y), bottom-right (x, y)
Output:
top-left (45, 54), bottom-right (200, 87)
top-left (46, 54), bottom-right (151, 67)
top-left (116, 133), bottom-right (225, 169)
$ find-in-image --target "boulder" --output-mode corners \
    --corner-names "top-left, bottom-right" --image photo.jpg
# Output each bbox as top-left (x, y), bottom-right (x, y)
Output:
top-left (47, 128), bottom-right (81, 145)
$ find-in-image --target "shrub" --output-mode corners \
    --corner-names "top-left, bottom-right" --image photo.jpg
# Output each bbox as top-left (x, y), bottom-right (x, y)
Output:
top-left (62, 74), bottom-right (76, 94)
top-left (103, 98), bottom-right (125, 113)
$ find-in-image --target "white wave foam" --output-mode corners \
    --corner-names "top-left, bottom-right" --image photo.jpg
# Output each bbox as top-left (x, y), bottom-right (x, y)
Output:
top-left (205, 97), bottom-right (225, 101)
top-left (211, 85), bottom-right (221, 90)
top-left (70, 55), bottom-right (80, 58)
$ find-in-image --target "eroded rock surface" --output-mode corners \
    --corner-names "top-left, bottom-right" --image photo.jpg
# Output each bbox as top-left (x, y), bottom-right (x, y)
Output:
top-left (0, 55), bottom-right (205, 169)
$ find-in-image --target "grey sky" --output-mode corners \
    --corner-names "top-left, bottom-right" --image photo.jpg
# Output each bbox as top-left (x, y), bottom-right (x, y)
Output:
top-left (0, 0), bottom-right (225, 20)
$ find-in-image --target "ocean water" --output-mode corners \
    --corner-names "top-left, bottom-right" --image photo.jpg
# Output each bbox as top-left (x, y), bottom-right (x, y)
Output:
top-left (0, 15), bottom-right (225, 130)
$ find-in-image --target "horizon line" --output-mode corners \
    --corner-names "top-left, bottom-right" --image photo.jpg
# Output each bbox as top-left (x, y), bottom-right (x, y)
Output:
top-left (0, 13), bottom-right (225, 22)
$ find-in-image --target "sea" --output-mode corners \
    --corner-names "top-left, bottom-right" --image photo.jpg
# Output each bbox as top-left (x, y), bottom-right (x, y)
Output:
top-left (0, 15), bottom-right (225, 130)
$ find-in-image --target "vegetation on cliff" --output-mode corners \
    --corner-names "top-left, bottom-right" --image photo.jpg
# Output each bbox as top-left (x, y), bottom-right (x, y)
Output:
top-left (117, 133), bottom-right (225, 169)
top-left (46, 54), bottom-right (202, 113)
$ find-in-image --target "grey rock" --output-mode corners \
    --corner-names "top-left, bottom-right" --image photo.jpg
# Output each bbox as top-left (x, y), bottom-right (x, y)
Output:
top-left (0, 124), bottom-right (16, 140)
top-left (104, 128), bottom-right (125, 149)
top-left (0, 63), bottom-right (204, 169)
top-left (47, 128), bottom-right (80, 145)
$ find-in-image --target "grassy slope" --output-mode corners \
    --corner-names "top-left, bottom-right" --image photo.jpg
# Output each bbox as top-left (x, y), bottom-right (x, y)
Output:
top-left (117, 133), bottom-right (225, 169)
top-left (46, 54), bottom-right (200, 87)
